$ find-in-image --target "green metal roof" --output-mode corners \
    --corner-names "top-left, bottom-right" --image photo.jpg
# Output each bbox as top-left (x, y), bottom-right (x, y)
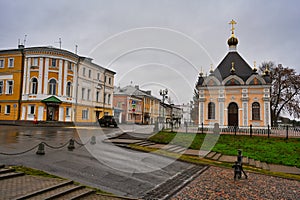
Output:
top-left (41, 96), bottom-right (62, 103)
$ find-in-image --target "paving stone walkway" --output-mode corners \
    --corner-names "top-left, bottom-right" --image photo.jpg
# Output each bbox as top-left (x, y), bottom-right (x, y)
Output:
top-left (171, 166), bottom-right (300, 200)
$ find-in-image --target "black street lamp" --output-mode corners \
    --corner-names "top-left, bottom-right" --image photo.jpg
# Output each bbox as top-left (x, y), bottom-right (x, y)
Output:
top-left (159, 88), bottom-right (168, 129)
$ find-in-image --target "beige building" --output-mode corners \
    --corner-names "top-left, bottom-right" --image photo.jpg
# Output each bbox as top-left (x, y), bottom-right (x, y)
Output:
top-left (196, 20), bottom-right (271, 128)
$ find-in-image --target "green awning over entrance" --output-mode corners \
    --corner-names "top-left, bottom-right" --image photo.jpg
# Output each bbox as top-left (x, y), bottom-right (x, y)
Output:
top-left (41, 96), bottom-right (62, 104)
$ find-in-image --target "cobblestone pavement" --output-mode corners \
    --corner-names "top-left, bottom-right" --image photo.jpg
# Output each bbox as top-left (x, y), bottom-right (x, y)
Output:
top-left (171, 166), bottom-right (300, 200)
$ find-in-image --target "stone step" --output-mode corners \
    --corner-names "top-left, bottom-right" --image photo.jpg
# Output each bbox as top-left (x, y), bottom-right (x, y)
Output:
top-left (55, 187), bottom-right (95, 200)
top-left (25, 185), bottom-right (84, 200)
top-left (0, 171), bottom-right (24, 180)
top-left (0, 168), bottom-right (15, 174)
top-left (164, 145), bottom-right (178, 151)
top-left (171, 146), bottom-right (186, 153)
top-left (261, 162), bottom-right (270, 170)
top-left (206, 152), bottom-right (217, 159)
top-left (16, 180), bottom-right (74, 200)
top-left (212, 153), bottom-right (222, 160)
top-left (135, 141), bottom-right (155, 147)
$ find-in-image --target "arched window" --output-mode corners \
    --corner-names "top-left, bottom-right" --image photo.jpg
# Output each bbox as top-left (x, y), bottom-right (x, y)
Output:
top-left (252, 102), bottom-right (260, 120)
top-left (208, 102), bottom-right (215, 119)
top-left (48, 79), bottom-right (57, 95)
top-left (31, 78), bottom-right (38, 94)
top-left (66, 82), bottom-right (72, 97)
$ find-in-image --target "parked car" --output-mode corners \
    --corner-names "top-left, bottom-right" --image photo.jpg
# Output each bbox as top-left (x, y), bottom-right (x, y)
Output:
top-left (98, 116), bottom-right (118, 127)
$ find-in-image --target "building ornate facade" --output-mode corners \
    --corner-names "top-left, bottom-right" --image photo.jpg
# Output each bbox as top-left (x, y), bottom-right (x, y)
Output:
top-left (0, 45), bottom-right (115, 124)
top-left (196, 20), bottom-right (272, 128)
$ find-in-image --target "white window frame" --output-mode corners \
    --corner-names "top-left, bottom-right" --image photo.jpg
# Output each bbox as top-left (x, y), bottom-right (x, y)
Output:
top-left (66, 107), bottom-right (71, 117)
top-left (32, 58), bottom-right (38, 66)
top-left (6, 80), bottom-right (13, 94)
top-left (0, 59), bottom-right (4, 68)
top-left (5, 105), bottom-right (11, 114)
top-left (28, 105), bottom-right (35, 115)
top-left (68, 62), bottom-right (73, 71)
top-left (66, 82), bottom-right (72, 97)
top-left (83, 67), bottom-right (86, 76)
top-left (31, 78), bottom-right (38, 94)
top-left (87, 89), bottom-right (91, 100)
top-left (0, 80), bottom-right (3, 94)
top-left (81, 88), bottom-right (85, 100)
top-left (51, 58), bottom-right (57, 67)
top-left (8, 58), bottom-right (14, 68)
top-left (48, 79), bottom-right (57, 95)
top-left (82, 109), bottom-right (89, 119)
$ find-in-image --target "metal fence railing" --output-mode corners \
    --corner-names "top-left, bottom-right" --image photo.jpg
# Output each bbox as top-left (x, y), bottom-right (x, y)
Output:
top-left (174, 124), bottom-right (300, 138)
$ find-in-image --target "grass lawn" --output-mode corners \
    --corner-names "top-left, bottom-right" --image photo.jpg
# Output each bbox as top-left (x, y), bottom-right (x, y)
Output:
top-left (148, 131), bottom-right (300, 168)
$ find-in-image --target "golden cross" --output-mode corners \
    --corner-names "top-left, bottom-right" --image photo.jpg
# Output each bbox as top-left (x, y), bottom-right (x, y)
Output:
top-left (229, 19), bottom-right (237, 35)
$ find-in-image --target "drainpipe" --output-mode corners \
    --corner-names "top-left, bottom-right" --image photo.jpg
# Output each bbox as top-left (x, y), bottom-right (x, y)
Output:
top-left (18, 45), bottom-right (25, 120)
top-left (102, 70), bottom-right (106, 117)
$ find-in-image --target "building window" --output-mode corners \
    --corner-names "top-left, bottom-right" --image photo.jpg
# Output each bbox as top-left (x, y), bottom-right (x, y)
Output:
top-left (96, 91), bottom-right (100, 102)
top-left (87, 89), bottom-right (91, 100)
top-left (104, 93), bottom-right (106, 104)
top-left (28, 105), bottom-right (35, 115)
top-left (51, 58), bottom-right (57, 67)
top-left (81, 88), bottom-right (85, 100)
top-left (107, 94), bottom-right (111, 104)
top-left (82, 109), bottom-right (89, 119)
top-left (68, 62), bottom-right (73, 71)
top-left (0, 59), bottom-right (4, 68)
top-left (0, 80), bottom-right (3, 94)
top-left (6, 80), bottom-right (13, 94)
top-left (66, 107), bottom-right (71, 117)
top-left (66, 82), bottom-right (72, 97)
top-left (32, 58), bottom-right (38, 66)
top-left (252, 102), bottom-right (260, 120)
top-left (8, 58), bottom-right (14, 68)
top-left (48, 79), bottom-right (57, 95)
top-left (83, 67), bottom-right (86, 76)
top-left (108, 77), bottom-right (111, 85)
top-left (5, 105), bottom-right (11, 114)
top-left (97, 73), bottom-right (100, 80)
top-left (104, 76), bottom-right (107, 83)
top-left (88, 69), bottom-right (91, 78)
top-left (208, 102), bottom-right (215, 119)
top-left (31, 78), bottom-right (38, 94)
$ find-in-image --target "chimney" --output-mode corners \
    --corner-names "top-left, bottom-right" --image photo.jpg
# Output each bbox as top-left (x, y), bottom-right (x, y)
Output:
top-left (135, 85), bottom-right (139, 90)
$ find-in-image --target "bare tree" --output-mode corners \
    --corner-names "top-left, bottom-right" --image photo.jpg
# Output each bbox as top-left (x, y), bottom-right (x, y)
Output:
top-left (260, 62), bottom-right (300, 126)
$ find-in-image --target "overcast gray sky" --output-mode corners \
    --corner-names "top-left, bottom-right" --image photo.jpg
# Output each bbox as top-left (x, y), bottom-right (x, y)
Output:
top-left (1, 0), bottom-right (299, 104)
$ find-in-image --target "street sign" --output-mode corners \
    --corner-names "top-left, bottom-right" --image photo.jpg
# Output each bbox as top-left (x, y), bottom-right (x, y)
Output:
top-left (132, 100), bottom-right (136, 105)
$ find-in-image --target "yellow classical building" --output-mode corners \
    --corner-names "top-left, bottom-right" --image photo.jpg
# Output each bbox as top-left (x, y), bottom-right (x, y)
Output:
top-left (0, 45), bottom-right (115, 124)
top-left (0, 48), bottom-right (23, 121)
top-left (196, 20), bottom-right (272, 128)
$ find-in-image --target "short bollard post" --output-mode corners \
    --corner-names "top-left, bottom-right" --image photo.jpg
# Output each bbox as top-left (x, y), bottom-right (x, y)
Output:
top-left (36, 143), bottom-right (45, 155)
top-left (250, 124), bottom-right (253, 137)
top-left (90, 136), bottom-right (96, 145)
top-left (68, 139), bottom-right (75, 151)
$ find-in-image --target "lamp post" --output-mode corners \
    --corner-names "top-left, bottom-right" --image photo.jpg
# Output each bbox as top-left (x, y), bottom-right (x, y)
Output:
top-left (159, 88), bottom-right (168, 129)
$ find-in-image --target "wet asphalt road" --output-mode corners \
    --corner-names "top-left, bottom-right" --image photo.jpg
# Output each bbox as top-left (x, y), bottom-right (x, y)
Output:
top-left (0, 125), bottom-right (194, 198)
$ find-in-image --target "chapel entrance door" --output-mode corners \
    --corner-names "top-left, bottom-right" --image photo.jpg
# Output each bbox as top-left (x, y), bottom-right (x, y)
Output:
top-left (228, 102), bottom-right (238, 127)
